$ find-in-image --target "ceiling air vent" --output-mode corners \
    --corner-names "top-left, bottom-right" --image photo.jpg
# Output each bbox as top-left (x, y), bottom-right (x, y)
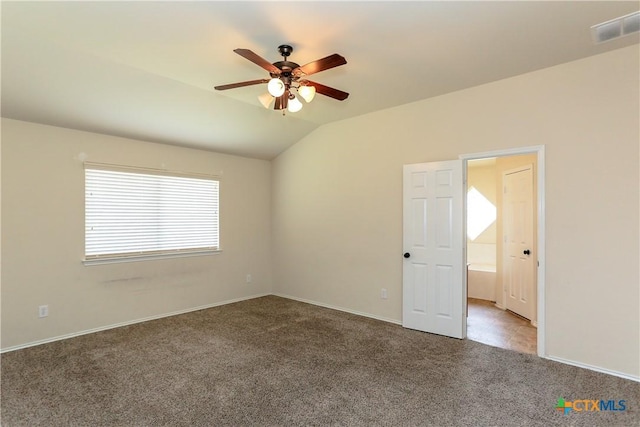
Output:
top-left (591, 11), bottom-right (640, 44)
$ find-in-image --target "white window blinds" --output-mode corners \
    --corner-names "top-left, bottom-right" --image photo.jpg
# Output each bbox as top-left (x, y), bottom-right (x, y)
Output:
top-left (85, 165), bottom-right (219, 262)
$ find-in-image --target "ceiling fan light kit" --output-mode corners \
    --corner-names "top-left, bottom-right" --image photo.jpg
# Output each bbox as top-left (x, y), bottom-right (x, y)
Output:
top-left (214, 44), bottom-right (348, 114)
top-left (287, 94), bottom-right (303, 113)
top-left (267, 78), bottom-right (285, 97)
top-left (258, 92), bottom-right (274, 109)
top-left (298, 85), bottom-right (316, 103)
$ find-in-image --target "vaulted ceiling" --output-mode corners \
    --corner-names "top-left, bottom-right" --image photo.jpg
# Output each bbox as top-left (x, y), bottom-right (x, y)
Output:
top-left (2, 1), bottom-right (638, 159)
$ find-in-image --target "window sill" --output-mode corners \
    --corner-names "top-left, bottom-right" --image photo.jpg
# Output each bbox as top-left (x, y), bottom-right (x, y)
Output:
top-left (83, 249), bottom-right (222, 266)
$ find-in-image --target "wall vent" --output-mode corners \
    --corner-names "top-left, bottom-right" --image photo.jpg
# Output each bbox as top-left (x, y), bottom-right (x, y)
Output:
top-left (591, 11), bottom-right (640, 44)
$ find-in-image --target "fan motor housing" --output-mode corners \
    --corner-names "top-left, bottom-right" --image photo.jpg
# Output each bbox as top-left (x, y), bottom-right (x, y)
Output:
top-left (273, 45), bottom-right (298, 80)
top-left (271, 61), bottom-right (300, 75)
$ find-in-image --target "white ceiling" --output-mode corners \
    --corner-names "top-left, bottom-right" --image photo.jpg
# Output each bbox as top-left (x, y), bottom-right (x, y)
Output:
top-left (2, 1), bottom-right (638, 160)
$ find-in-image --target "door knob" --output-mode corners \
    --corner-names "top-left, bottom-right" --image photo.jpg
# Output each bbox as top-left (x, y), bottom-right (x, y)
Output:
top-left (523, 249), bottom-right (531, 255)
top-left (403, 252), bottom-right (411, 258)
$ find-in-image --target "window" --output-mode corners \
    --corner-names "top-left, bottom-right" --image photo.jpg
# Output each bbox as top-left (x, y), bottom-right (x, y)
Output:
top-left (466, 186), bottom-right (496, 241)
top-left (84, 164), bottom-right (219, 264)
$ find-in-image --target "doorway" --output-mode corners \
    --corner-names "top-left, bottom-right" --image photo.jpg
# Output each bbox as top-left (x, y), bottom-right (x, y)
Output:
top-left (464, 151), bottom-right (541, 355)
top-left (401, 146), bottom-right (545, 356)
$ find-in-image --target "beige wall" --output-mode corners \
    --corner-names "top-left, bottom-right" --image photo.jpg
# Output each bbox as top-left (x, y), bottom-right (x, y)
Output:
top-left (1, 118), bottom-right (272, 349)
top-left (272, 46), bottom-right (639, 377)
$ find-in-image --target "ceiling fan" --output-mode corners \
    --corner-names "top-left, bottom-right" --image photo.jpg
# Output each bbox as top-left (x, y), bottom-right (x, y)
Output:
top-left (214, 44), bottom-right (348, 113)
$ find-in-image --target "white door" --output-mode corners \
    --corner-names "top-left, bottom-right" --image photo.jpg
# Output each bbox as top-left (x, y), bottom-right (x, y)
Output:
top-left (402, 161), bottom-right (465, 339)
top-left (503, 165), bottom-right (535, 320)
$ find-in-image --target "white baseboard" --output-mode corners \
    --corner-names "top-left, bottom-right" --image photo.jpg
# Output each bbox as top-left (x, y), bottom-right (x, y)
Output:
top-left (4, 292), bottom-right (637, 384)
top-left (277, 294), bottom-right (639, 382)
top-left (545, 355), bottom-right (639, 382)
top-left (0, 293), bottom-right (270, 354)
top-left (273, 292), bottom-right (402, 326)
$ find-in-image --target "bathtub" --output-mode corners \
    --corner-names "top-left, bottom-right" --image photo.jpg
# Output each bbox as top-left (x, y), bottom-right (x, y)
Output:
top-left (467, 263), bottom-right (496, 301)
top-left (467, 243), bottom-right (496, 301)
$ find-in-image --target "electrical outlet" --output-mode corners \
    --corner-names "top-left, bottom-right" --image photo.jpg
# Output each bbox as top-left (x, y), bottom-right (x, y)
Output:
top-left (381, 288), bottom-right (388, 299)
top-left (38, 305), bottom-right (49, 318)
top-left (246, 274), bottom-right (252, 283)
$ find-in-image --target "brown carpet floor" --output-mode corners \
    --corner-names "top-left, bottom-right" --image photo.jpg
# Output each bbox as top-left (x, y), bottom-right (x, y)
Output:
top-left (1, 296), bottom-right (638, 426)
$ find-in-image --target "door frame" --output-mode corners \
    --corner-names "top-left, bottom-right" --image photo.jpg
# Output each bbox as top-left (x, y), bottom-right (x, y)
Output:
top-left (460, 145), bottom-right (545, 357)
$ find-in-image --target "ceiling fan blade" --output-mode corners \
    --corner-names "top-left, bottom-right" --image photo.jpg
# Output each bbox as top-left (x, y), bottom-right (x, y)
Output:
top-left (214, 79), bottom-right (269, 91)
top-left (293, 54), bottom-right (347, 78)
top-left (300, 80), bottom-right (349, 101)
top-left (234, 49), bottom-right (281, 75)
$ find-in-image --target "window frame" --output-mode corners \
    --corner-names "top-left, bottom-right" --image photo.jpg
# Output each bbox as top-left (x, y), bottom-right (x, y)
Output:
top-left (83, 162), bottom-right (221, 265)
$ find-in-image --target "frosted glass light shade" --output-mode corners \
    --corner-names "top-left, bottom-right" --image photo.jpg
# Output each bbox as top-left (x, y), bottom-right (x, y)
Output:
top-left (267, 78), bottom-right (285, 97)
top-left (298, 85), bottom-right (316, 103)
top-left (287, 95), bottom-right (303, 113)
top-left (258, 93), bottom-right (274, 109)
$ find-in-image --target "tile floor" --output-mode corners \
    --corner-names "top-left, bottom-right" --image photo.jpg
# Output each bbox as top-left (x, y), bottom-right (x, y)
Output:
top-left (467, 298), bottom-right (537, 355)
